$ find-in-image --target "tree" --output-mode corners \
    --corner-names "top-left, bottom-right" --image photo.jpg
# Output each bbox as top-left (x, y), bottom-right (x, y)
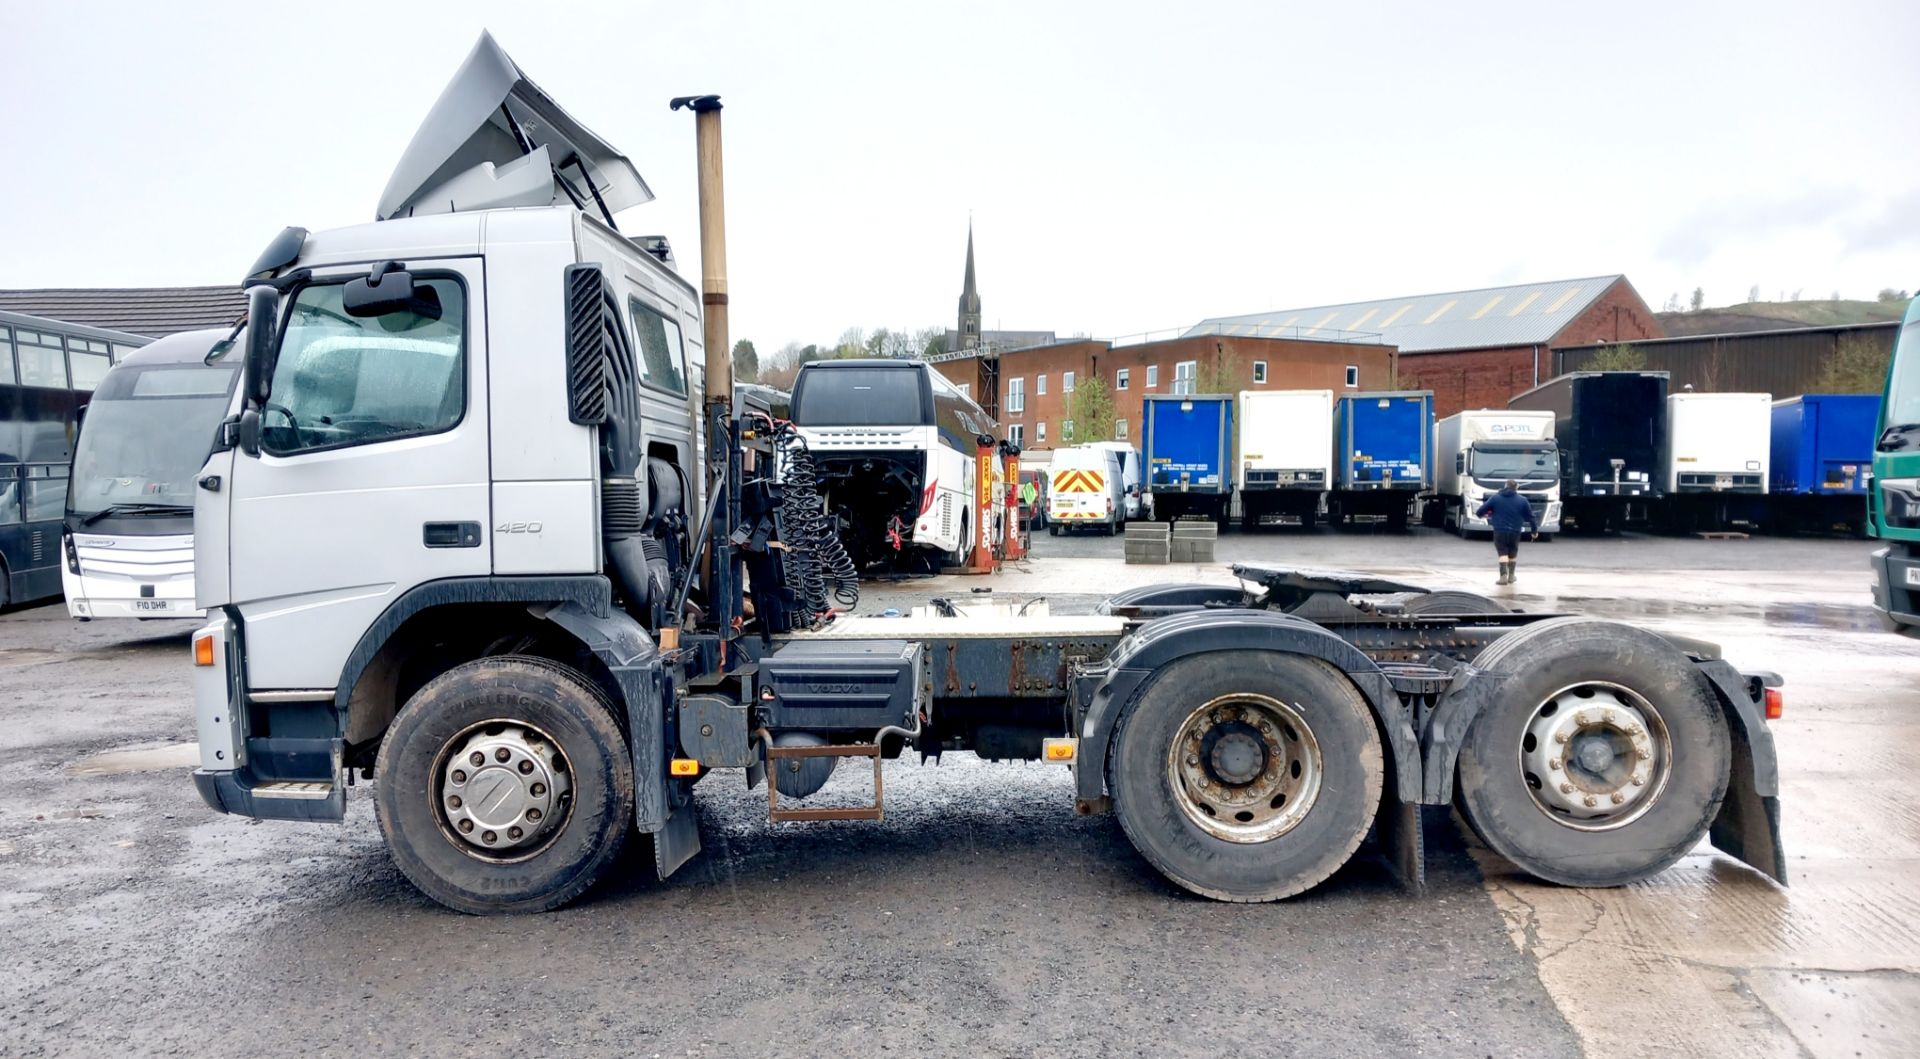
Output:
top-left (1064, 376), bottom-right (1116, 443)
top-left (1663, 292), bottom-right (1683, 312)
top-left (730, 339), bottom-right (759, 383)
top-left (1748, 285), bottom-right (1761, 304)
top-left (1880, 288), bottom-right (1912, 303)
top-left (1585, 343), bottom-right (1645, 371)
top-left (1689, 287), bottom-right (1705, 312)
top-left (919, 328), bottom-right (949, 358)
top-left (1817, 334), bottom-right (1893, 394)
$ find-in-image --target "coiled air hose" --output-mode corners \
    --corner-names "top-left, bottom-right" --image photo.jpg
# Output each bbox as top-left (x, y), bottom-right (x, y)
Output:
top-left (773, 420), bottom-right (860, 619)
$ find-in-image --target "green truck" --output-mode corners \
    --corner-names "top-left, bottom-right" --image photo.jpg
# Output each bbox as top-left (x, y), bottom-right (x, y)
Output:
top-left (1871, 294), bottom-right (1920, 635)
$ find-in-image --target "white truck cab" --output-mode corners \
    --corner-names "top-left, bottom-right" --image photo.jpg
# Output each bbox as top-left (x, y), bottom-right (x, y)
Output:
top-left (1434, 409), bottom-right (1563, 537)
top-left (64, 328), bottom-right (240, 620)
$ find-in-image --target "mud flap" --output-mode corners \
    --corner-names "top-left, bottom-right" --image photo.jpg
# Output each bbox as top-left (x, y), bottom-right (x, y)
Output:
top-left (1373, 794), bottom-right (1427, 894)
top-left (654, 801), bottom-right (703, 880)
top-left (1710, 721), bottom-right (1787, 884)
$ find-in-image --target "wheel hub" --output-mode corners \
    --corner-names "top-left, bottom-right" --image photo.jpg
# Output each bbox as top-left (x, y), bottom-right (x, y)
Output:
top-left (438, 722), bottom-right (572, 858)
top-left (1520, 684), bottom-right (1668, 830)
top-left (1169, 695), bottom-right (1322, 844)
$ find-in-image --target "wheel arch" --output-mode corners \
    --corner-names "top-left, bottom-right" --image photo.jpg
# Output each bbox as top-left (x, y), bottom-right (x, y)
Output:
top-left (1077, 610), bottom-right (1422, 806)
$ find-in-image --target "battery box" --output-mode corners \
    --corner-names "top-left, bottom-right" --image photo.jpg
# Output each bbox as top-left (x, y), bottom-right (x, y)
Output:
top-left (757, 639), bottom-right (926, 732)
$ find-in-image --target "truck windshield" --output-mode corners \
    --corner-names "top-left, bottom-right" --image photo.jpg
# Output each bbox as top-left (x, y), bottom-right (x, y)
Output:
top-left (68, 365), bottom-right (239, 521)
top-left (793, 368), bottom-right (928, 427)
top-left (1470, 445), bottom-right (1558, 480)
top-left (1882, 318), bottom-right (1920, 449)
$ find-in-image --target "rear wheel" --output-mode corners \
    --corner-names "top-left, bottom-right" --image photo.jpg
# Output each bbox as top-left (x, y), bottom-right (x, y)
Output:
top-left (1108, 652), bottom-right (1383, 901)
top-left (375, 656), bottom-right (634, 914)
top-left (1455, 618), bottom-right (1730, 887)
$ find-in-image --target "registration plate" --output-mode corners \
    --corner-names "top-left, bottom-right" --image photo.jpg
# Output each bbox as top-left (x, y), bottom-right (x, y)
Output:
top-left (132, 600), bottom-right (172, 612)
top-left (1906, 567), bottom-right (1920, 588)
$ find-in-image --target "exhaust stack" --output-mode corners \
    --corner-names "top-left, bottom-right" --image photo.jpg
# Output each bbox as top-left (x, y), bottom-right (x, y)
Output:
top-left (670, 94), bottom-right (730, 405)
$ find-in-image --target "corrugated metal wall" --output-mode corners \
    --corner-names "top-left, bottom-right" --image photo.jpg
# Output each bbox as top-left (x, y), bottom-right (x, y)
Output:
top-left (1553, 323), bottom-right (1897, 397)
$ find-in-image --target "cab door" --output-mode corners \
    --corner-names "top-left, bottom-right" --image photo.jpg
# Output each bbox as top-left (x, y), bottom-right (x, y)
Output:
top-left (225, 261), bottom-right (490, 690)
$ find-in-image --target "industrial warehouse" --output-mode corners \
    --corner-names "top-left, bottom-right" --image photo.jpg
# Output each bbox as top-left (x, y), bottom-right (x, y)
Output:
top-left (2, 9), bottom-right (1917, 1059)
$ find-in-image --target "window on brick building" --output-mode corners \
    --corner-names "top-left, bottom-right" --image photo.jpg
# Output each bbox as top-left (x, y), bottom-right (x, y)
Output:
top-left (1172, 360), bottom-right (1197, 396)
top-left (1252, 361), bottom-right (1267, 384)
top-left (1116, 418), bottom-right (1128, 440)
top-left (1008, 423), bottom-right (1024, 446)
top-left (1008, 377), bottom-right (1025, 413)
top-left (1036, 421), bottom-right (1047, 443)
top-left (1146, 365), bottom-right (1158, 388)
top-left (1063, 371), bottom-right (1075, 393)
top-left (1036, 374), bottom-right (1047, 395)
top-left (1063, 419), bottom-right (1075, 441)
top-left (1344, 365), bottom-right (1359, 388)
top-left (1116, 368), bottom-right (1129, 390)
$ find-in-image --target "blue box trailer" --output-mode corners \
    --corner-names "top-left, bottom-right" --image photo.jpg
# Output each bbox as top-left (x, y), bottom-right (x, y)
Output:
top-left (1768, 393), bottom-right (1878, 533)
top-left (1328, 391), bottom-right (1432, 530)
top-left (1142, 394), bottom-right (1234, 525)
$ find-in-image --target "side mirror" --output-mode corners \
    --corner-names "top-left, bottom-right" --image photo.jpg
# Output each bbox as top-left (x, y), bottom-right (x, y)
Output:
top-left (344, 262), bottom-right (440, 320)
top-left (244, 284), bottom-right (280, 410)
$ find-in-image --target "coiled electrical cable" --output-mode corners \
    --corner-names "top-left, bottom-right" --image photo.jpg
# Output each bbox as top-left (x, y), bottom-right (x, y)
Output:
top-left (772, 420), bottom-right (861, 620)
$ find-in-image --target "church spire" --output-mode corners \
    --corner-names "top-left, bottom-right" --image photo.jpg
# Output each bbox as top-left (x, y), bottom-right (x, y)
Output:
top-left (957, 221), bottom-right (982, 349)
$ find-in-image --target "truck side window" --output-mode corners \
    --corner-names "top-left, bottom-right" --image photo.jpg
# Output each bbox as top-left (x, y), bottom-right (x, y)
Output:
top-left (627, 297), bottom-right (688, 396)
top-left (262, 277), bottom-right (467, 456)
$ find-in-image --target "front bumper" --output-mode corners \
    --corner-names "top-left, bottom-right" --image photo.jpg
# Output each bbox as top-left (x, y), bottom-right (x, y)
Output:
top-left (191, 611), bottom-right (345, 821)
top-left (1871, 544), bottom-right (1920, 631)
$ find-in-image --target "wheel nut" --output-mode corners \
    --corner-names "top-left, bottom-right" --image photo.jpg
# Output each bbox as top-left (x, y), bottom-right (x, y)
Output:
top-left (451, 770), bottom-right (467, 784)
top-left (469, 751), bottom-right (484, 767)
top-left (1555, 733), bottom-right (1569, 744)
top-left (1610, 792), bottom-right (1625, 804)
top-left (518, 760), bottom-right (534, 775)
top-left (1549, 759), bottom-right (1561, 770)
top-left (1631, 774), bottom-right (1645, 786)
top-left (509, 826), bottom-right (524, 840)
top-left (482, 831), bottom-right (497, 844)
top-left (495, 748), bottom-right (511, 762)
top-left (1560, 782), bottom-right (1574, 794)
top-left (1583, 795), bottom-right (1597, 807)
top-left (530, 782), bottom-right (546, 797)
top-left (526, 808), bottom-right (542, 821)
top-left (448, 795), bottom-right (463, 809)
top-left (458, 819), bottom-right (474, 833)
top-left (1575, 711), bottom-right (1591, 726)
top-left (1186, 755), bottom-right (1198, 766)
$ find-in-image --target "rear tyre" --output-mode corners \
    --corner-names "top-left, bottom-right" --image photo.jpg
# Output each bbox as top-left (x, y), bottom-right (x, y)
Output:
top-left (375, 656), bottom-right (634, 914)
top-left (1401, 590), bottom-right (1510, 616)
top-left (1048, 524), bottom-right (1062, 537)
top-left (1108, 651), bottom-right (1384, 902)
top-left (1455, 618), bottom-right (1731, 888)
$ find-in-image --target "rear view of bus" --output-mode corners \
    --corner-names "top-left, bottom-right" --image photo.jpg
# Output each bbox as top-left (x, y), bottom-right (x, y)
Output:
top-left (1871, 295), bottom-right (1920, 635)
top-left (63, 328), bottom-right (239, 620)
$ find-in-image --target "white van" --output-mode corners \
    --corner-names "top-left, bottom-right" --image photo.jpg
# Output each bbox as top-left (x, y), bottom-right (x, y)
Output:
top-left (1089, 441), bottom-right (1147, 518)
top-left (1047, 444), bottom-right (1126, 535)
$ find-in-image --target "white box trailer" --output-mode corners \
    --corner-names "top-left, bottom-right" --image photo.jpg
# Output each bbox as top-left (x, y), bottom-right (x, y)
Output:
top-left (1237, 390), bottom-right (1332, 530)
top-left (1432, 409), bottom-right (1562, 537)
top-left (1664, 392), bottom-right (1771, 495)
top-left (1659, 392), bottom-right (1772, 533)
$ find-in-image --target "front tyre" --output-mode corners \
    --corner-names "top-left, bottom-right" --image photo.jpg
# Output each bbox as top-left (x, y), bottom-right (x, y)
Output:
top-left (375, 656), bottom-right (634, 915)
top-left (1455, 618), bottom-right (1730, 888)
top-left (1108, 652), bottom-right (1383, 902)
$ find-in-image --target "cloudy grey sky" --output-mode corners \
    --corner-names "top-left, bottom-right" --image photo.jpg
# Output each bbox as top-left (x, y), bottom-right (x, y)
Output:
top-left (2, 0), bottom-right (1915, 352)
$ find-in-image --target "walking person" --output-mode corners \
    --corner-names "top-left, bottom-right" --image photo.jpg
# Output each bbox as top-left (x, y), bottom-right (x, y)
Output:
top-left (1475, 479), bottom-right (1539, 585)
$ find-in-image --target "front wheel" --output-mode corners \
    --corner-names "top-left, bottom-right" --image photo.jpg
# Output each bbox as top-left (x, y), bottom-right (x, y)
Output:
top-left (1455, 618), bottom-right (1731, 887)
top-left (374, 656), bottom-right (634, 914)
top-left (1108, 651), bottom-right (1384, 902)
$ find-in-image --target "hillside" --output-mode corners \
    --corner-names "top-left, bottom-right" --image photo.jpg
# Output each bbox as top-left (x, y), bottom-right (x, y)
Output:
top-left (1657, 299), bottom-right (1906, 336)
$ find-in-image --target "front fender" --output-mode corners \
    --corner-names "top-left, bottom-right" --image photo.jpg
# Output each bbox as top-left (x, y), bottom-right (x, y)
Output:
top-left (1075, 609), bottom-right (1422, 805)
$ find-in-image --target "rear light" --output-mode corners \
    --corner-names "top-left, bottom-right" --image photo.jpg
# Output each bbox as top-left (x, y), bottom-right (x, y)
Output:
top-left (919, 481), bottom-right (938, 516)
top-left (193, 633), bottom-right (216, 667)
top-left (1764, 687), bottom-right (1783, 721)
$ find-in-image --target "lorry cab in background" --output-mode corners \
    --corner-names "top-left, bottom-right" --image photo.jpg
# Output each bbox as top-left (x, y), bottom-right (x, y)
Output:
top-left (1871, 294), bottom-right (1920, 635)
top-left (1432, 409), bottom-right (1562, 537)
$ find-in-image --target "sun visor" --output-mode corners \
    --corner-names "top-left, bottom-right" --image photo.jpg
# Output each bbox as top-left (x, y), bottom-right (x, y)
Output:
top-left (375, 31), bottom-right (652, 221)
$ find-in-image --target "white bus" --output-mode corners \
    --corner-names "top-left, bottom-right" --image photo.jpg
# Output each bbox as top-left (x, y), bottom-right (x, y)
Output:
top-left (792, 359), bottom-right (997, 569)
top-left (63, 327), bottom-right (241, 619)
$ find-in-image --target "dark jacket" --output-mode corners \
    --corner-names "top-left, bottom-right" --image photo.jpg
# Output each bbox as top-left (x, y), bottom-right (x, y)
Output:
top-left (1476, 488), bottom-right (1539, 534)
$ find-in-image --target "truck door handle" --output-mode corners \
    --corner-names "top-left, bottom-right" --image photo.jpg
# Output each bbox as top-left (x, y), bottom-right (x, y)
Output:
top-left (197, 474), bottom-right (222, 492)
top-left (423, 521), bottom-right (482, 548)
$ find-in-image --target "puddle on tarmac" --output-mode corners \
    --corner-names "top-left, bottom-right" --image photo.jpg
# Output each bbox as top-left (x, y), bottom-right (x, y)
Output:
top-left (68, 743), bottom-right (199, 776)
top-left (0, 648), bottom-right (67, 669)
top-left (1542, 595), bottom-right (1883, 632)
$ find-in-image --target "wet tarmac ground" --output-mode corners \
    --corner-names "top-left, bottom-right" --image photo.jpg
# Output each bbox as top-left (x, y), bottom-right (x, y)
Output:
top-left (2, 530), bottom-right (1916, 1057)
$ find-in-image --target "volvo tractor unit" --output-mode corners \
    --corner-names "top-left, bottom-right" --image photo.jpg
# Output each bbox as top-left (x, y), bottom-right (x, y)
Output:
top-left (190, 35), bottom-right (1788, 916)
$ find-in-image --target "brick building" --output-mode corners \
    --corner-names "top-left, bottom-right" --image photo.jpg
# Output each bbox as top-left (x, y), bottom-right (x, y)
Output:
top-left (1194, 275), bottom-right (1663, 417)
top-left (932, 333), bottom-right (1394, 453)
